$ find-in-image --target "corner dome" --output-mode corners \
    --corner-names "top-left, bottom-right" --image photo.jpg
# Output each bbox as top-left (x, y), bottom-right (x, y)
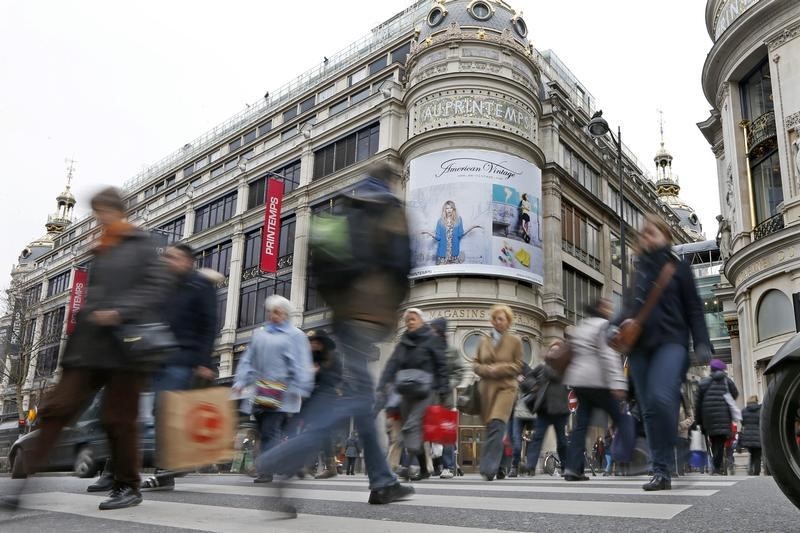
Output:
top-left (418, 0), bottom-right (530, 44)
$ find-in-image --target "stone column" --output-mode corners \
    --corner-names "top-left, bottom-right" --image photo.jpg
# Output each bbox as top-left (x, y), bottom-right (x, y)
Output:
top-left (299, 143), bottom-right (315, 188)
top-left (236, 177), bottom-right (249, 216)
top-left (541, 172), bottom-right (565, 341)
top-left (220, 224), bottom-right (245, 345)
top-left (725, 316), bottom-right (744, 406)
top-left (183, 204), bottom-right (195, 239)
top-left (290, 196), bottom-right (311, 321)
top-left (23, 311), bottom-right (45, 390)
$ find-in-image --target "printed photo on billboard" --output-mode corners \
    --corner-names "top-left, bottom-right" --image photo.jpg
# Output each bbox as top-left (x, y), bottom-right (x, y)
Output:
top-left (408, 149), bottom-right (544, 284)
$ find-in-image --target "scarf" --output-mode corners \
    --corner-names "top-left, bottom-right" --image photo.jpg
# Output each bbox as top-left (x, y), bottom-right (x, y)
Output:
top-left (491, 329), bottom-right (503, 347)
top-left (94, 221), bottom-right (136, 254)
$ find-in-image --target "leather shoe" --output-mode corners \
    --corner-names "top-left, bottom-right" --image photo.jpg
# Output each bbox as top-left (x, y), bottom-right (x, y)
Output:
top-left (564, 473), bottom-right (590, 481)
top-left (98, 485), bottom-right (142, 510)
top-left (508, 467), bottom-right (519, 478)
top-left (87, 473), bottom-right (115, 493)
top-left (368, 483), bottom-right (415, 504)
top-left (642, 475), bottom-right (671, 491)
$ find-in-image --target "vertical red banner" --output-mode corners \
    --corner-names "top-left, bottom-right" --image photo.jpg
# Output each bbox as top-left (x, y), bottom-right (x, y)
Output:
top-left (66, 268), bottom-right (88, 335)
top-left (260, 178), bottom-right (284, 273)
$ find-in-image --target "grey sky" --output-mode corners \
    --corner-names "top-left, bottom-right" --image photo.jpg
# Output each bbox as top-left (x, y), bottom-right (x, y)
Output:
top-left (0, 0), bottom-right (718, 289)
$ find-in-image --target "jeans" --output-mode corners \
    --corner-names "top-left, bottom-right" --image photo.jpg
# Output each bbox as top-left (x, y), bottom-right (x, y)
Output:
top-left (525, 413), bottom-right (568, 473)
top-left (566, 389), bottom-right (623, 475)
top-left (628, 343), bottom-right (688, 479)
top-left (479, 419), bottom-right (506, 478)
top-left (604, 453), bottom-right (613, 474)
top-left (346, 457), bottom-right (357, 475)
top-left (254, 409), bottom-right (287, 475)
top-left (255, 321), bottom-right (398, 490)
top-left (441, 445), bottom-right (456, 471)
top-left (509, 416), bottom-right (532, 468)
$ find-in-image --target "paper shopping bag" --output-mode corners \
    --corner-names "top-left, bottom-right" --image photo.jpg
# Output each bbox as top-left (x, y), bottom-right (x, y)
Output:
top-left (157, 386), bottom-right (236, 471)
top-left (423, 405), bottom-right (458, 445)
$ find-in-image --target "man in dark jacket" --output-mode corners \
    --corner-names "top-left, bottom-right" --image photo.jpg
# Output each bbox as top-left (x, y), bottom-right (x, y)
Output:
top-left (695, 359), bottom-right (739, 475)
top-left (307, 329), bottom-right (342, 479)
top-left (740, 395), bottom-right (762, 475)
top-left (521, 350), bottom-right (570, 475)
top-left (9, 187), bottom-right (174, 511)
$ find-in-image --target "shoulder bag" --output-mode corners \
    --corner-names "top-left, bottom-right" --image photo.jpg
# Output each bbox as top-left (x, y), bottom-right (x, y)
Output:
top-left (610, 261), bottom-right (677, 353)
top-left (723, 379), bottom-right (742, 422)
top-left (395, 368), bottom-right (434, 399)
top-left (458, 378), bottom-right (481, 416)
top-left (117, 322), bottom-right (179, 366)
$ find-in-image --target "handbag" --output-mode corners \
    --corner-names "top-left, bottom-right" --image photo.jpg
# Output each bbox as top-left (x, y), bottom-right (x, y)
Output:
top-left (724, 380), bottom-right (742, 422)
top-left (610, 261), bottom-right (677, 353)
top-left (545, 341), bottom-right (573, 377)
top-left (394, 368), bottom-right (433, 399)
top-left (253, 379), bottom-right (287, 410)
top-left (117, 322), bottom-right (178, 365)
top-left (458, 379), bottom-right (481, 416)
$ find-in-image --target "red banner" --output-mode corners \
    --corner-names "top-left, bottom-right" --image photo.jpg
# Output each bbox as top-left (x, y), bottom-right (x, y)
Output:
top-left (260, 178), bottom-right (284, 273)
top-left (66, 268), bottom-right (88, 335)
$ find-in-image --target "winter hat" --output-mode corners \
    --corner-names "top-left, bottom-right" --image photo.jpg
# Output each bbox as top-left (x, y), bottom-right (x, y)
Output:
top-left (430, 317), bottom-right (448, 336)
top-left (709, 358), bottom-right (726, 371)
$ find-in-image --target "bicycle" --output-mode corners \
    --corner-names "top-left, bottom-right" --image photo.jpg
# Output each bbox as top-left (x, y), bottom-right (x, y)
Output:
top-left (541, 451), bottom-right (597, 477)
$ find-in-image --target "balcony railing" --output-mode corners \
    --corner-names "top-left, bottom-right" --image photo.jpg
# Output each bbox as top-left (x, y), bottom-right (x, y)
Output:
top-left (747, 111), bottom-right (777, 157)
top-left (753, 212), bottom-right (784, 241)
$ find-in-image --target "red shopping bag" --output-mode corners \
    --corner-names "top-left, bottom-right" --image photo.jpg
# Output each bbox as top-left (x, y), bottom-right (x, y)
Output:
top-left (423, 405), bottom-right (458, 444)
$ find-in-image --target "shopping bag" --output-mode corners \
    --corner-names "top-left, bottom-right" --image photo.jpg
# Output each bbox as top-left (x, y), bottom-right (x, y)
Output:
top-left (157, 386), bottom-right (236, 471)
top-left (611, 407), bottom-right (636, 463)
top-left (690, 428), bottom-right (707, 452)
top-left (423, 405), bottom-right (458, 445)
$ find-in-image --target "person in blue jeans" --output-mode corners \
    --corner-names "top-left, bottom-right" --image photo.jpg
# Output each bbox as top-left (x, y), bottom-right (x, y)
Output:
top-left (522, 342), bottom-right (570, 475)
top-left (615, 215), bottom-right (712, 491)
top-left (563, 298), bottom-right (628, 482)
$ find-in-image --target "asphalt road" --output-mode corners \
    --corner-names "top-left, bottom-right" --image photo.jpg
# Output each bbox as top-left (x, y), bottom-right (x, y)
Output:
top-left (1, 472), bottom-right (797, 532)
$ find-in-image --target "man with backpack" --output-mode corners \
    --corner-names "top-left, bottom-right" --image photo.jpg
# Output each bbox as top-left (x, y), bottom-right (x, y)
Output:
top-left (253, 163), bottom-right (415, 508)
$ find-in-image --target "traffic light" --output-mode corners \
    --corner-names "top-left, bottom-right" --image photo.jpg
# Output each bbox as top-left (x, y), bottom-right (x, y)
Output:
top-left (18, 418), bottom-right (26, 434)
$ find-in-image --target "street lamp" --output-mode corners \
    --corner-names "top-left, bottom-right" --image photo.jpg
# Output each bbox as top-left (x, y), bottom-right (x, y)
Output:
top-left (587, 110), bottom-right (628, 305)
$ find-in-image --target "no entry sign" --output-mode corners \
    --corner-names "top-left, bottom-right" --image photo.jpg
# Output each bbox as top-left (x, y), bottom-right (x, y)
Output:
top-left (568, 390), bottom-right (578, 413)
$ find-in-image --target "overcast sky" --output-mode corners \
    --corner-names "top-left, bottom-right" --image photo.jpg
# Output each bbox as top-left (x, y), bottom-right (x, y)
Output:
top-left (0, 0), bottom-right (719, 290)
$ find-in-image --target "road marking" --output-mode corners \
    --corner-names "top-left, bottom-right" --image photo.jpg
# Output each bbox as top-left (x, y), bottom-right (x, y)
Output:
top-left (15, 492), bottom-right (520, 533)
top-left (300, 476), bottom-right (739, 488)
top-left (180, 483), bottom-right (691, 520)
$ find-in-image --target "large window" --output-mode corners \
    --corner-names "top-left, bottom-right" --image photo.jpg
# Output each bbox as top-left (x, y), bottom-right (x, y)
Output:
top-left (216, 292), bottom-right (227, 334)
top-left (757, 289), bottom-right (795, 341)
top-left (740, 60), bottom-right (773, 121)
top-left (158, 217), bottom-right (185, 245)
top-left (238, 275), bottom-right (292, 328)
top-left (47, 271), bottom-right (71, 298)
top-left (313, 123), bottom-right (379, 180)
top-left (41, 307), bottom-right (65, 341)
top-left (242, 218), bottom-right (296, 270)
top-left (750, 150), bottom-right (783, 224)
top-left (36, 344), bottom-right (59, 377)
top-left (561, 201), bottom-right (600, 269)
top-left (194, 191), bottom-right (237, 233)
top-left (562, 265), bottom-right (601, 324)
top-left (23, 284), bottom-right (42, 306)
top-left (247, 161), bottom-right (302, 210)
top-left (195, 241), bottom-right (233, 277)
top-left (561, 144), bottom-right (602, 198)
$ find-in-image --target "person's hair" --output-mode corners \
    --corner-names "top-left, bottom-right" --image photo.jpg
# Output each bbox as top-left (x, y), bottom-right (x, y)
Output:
top-left (548, 339), bottom-right (564, 351)
top-left (440, 200), bottom-right (458, 224)
top-left (749, 395), bottom-right (759, 403)
top-left (404, 308), bottom-right (425, 322)
top-left (489, 304), bottom-right (514, 325)
top-left (170, 243), bottom-right (194, 259)
top-left (264, 295), bottom-right (293, 317)
top-left (644, 212), bottom-right (673, 245)
top-left (584, 297), bottom-right (610, 318)
top-left (521, 193), bottom-right (528, 201)
top-left (90, 187), bottom-right (125, 212)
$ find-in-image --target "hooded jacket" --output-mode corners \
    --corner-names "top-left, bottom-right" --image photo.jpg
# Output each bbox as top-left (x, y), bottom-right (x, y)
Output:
top-left (378, 324), bottom-right (449, 395)
top-left (563, 316), bottom-right (627, 391)
top-left (696, 371), bottom-right (739, 438)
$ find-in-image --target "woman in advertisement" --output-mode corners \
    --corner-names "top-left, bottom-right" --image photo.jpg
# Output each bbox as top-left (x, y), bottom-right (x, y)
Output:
top-left (421, 200), bottom-right (481, 265)
top-left (518, 193), bottom-right (532, 244)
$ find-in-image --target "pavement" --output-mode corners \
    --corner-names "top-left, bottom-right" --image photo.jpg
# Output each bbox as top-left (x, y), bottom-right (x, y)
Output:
top-left (1, 472), bottom-right (798, 532)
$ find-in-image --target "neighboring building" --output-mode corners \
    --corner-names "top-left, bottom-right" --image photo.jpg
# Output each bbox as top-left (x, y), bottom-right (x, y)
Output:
top-left (698, 0), bottom-right (800, 401)
top-left (2, 0), bottom-right (697, 465)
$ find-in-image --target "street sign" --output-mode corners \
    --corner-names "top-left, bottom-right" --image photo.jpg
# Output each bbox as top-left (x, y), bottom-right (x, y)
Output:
top-left (568, 390), bottom-right (578, 413)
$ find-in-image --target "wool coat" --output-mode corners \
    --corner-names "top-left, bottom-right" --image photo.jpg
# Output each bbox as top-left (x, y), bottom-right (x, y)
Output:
top-left (473, 332), bottom-right (523, 424)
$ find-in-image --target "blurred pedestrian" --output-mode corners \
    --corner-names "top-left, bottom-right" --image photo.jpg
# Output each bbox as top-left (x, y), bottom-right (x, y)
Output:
top-left (18, 187), bottom-right (174, 510)
top-left (429, 317), bottom-right (469, 479)
top-left (603, 429), bottom-right (614, 476)
top-left (522, 343), bottom-right (570, 476)
top-left (378, 308), bottom-right (448, 481)
top-left (253, 166), bottom-right (415, 506)
top-left (695, 359), bottom-right (739, 475)
top-left (676, 394), bottom-right (694, 476)
top-left (563, 298), bottom-right (627, 482)
top-left (344, 433), bottom-right (360, 475)
top-left (473, 304), bottom-right (523, 481)
top-left (740, 395), bottom-right (762, 475)
top-left (233, 295), bottom-right (315, 483)
top-left (615, 214), bottom-right (712, 491)
top-left (305, 329), bottom-right (343, 479)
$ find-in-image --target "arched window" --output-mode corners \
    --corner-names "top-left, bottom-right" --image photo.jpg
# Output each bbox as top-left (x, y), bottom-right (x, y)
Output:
top-left (462, 332), bottom-right (486, 361)
top-left (756, 290), bottom-right (795, 341)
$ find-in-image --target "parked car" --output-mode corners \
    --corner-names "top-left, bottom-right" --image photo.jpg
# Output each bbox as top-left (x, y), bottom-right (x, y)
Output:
top-left (8, 391), bottom-right (155, 478)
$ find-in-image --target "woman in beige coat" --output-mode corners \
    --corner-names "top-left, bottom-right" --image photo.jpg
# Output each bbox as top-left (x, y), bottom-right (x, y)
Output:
top-left (473, 304), bottom-right (523, 480)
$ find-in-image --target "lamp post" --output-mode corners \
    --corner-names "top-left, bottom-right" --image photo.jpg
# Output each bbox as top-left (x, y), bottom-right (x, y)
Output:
top-left (587, 110), bottom-right (627, 305)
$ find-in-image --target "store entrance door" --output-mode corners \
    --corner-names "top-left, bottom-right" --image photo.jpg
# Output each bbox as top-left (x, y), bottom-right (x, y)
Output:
top-left (458, 426), bottom-right (485, 473)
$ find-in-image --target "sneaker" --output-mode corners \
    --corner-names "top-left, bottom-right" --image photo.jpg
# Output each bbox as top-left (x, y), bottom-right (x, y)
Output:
top-left (439, 469), bottom-right (454, 479)
top-left (254, 475), bottom-right (274, 483)
top-left (368, 483), bottom-right (415, 505)
top-left (87, 473), bottom-right (115, 493)
top-left (140, 475), bottom-right (175, 492)
top-left (314, 468), bottom-right (338, 480)
top-left (496, 468), bottom-right (506, 480)
top-left (98, 485), bottom-right (142, 510)
top-left (396, 467), bottom-right (411, 482)
top-left (508, 467), bottom-right (519, 478)
top-left (642, 474), bottom-right (671, 491)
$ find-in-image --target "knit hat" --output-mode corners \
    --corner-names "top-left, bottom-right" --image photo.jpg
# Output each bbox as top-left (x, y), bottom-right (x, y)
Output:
top-left (709, 358), bottom-right (726, 371)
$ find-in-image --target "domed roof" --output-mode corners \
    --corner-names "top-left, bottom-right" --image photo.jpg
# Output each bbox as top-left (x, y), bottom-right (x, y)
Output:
top-left (418, 0), bottom-right (530, 44)
top-left (57, 187), bottom-right (76, 205)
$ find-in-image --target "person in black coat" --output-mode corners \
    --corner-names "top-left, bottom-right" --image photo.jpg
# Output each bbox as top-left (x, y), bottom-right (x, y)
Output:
top-left (696, 359), bottom-right (739, 475)
top-left (377, 308), bottom-right (448, 481)
top-left (615, 214), bottom-right (713, 492)
top-left (307, 329), bottom-right (343, 479)
top-left (739, 395), bottom-right (762, 475)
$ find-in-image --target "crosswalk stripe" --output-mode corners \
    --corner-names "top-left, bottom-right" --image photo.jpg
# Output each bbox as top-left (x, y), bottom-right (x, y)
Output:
top-left (279, 479), bottom-right (719, 496)
top-left (17, 492), bottom-right (516, 533)
top-left (180, 483), bottom-right (692, 520)
top-left (291, 475), bottom-right (740, 488)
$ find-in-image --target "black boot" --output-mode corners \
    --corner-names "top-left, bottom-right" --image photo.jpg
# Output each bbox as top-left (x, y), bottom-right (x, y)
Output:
top-left (98, 485), bottom-right (142, 510)
top-left (642, 474), bottom-right (671, 491)
top-left (87, 471), bottom-right (115, 493)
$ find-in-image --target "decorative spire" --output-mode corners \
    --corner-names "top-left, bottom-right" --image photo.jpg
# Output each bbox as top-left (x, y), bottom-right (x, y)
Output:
top-left (654, 110), bottom-right (678, 198)
top-left (46, 157), bottom-right (77, 234)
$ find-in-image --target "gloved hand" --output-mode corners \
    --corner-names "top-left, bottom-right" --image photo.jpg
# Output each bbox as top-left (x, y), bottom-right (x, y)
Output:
top-left (695, 344), bottom-right (712, 365)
